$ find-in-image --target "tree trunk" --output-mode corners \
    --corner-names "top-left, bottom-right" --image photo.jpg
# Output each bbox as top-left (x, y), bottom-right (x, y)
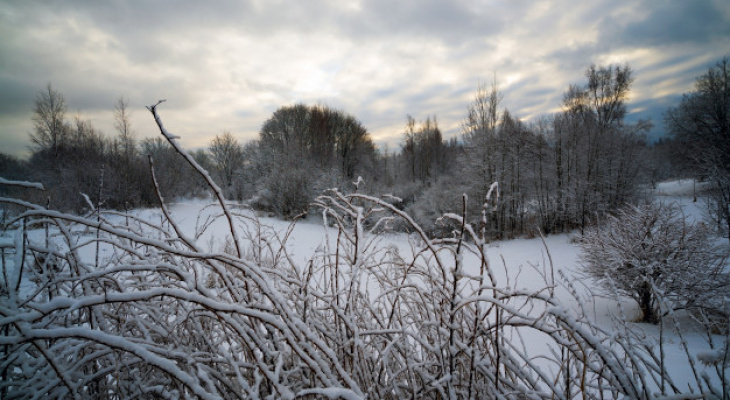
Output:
top-left (639, 282), bottom-right (656, 323)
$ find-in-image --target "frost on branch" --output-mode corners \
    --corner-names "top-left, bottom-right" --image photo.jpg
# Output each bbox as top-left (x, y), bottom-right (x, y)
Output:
top-left (0, 105), bottom-right (728, 399)
top-left (580, 202), bottom-right (729, 325)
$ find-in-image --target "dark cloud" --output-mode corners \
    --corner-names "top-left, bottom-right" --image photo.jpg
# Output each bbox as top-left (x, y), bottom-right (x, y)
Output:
top-left (545, 43), bottom-right (605, 73)
top-left (635, 52), bottom-right (719, 91)
top-left (344, 0), bottom-right (505, 44)
top-left (0, 78), bottom-right (36, 116)
top-left (51, 0), bottom-right (508, 49)
top-left (601, 1), bottom-right (730, 47)
top-left (625, 93), bottom-right (685, 142)
top-left (509, 87), bottom-right (560, 115)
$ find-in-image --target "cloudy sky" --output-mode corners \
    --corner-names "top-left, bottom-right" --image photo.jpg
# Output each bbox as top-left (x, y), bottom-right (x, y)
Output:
top-left (1, 0), bottom-right (729, 157)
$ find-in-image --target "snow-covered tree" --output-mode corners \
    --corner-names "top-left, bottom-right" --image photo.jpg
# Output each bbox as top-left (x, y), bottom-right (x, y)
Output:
top-left (666, 57), bottom-right (730, 240)
top-left (255, 104), bottom-right (375, 217)
top-left (3, 101), bottom-right (728, 399)
top-left (580, 202), bottom-right (728, 323)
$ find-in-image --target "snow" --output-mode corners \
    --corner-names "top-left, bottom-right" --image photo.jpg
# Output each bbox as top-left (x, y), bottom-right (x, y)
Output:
top-left (653, 179), bottom-right (707, 224)
top-left (653, 179), bottom-right (709, 197)
top-left (296, 387), bottom-right (363, 400)
top-left (2, 179), bottom-right (728, 397)
top-left (0, 177), bottom-right (44, 190)
top-left (157, 193), bottom-right (724, 393)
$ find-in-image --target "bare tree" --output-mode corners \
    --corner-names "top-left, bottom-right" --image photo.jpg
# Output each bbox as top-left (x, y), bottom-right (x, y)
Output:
top-left (666, 57), bottom-right (730, 239)
top-left (30, 84), bottom-right (69, 173)
top-left (110, 96), bottom-right (140, 210)
top-left (2, 105), bottom-right (728, 399)
top-left (27, 85), bottom-right (111, 212)
top-left (113, 96), bottom-right (135, 161)
top-left (554, 64), bottom-right (648, 231)
top-left (256, 104), bottom-right (375, 217)
top-left (209, 131), bottom-right (244, 200)
top-left (400, 115), bottom-right (445, 183)
top-left (462, 80), bottom-right (502, 193)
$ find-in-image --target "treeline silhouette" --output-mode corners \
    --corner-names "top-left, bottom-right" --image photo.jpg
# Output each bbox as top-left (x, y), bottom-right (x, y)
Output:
top-left (2, 61), bottom-right (717, 239)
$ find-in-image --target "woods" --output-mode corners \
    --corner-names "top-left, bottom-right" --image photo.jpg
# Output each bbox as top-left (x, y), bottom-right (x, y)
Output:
top-left (666, 58), bottom-right (730, 239)
top-left (2, 60), bottom-right (728, 244)
top-left (396, 64), bottom-right (651, 238)
top-left (0, 63), bottom-right (668, 240)
top-left (0, 57), bottom-right (729, 399)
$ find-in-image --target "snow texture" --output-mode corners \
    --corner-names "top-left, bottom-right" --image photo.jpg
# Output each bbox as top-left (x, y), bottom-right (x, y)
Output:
top-left (2, 125), bottom-right (728, 399)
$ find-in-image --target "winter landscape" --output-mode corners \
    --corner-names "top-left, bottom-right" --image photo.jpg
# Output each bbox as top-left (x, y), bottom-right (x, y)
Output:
top-left (2, 2), bottom-right (730, 399)
top-left (1, 95), bottom-right (730, 398)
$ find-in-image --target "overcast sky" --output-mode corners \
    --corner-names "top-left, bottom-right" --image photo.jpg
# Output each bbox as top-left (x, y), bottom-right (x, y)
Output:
top-left (1, 0), bottom-right (728, 157)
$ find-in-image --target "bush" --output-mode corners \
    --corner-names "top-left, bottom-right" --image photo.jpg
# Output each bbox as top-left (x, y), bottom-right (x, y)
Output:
top-left (405, 176), bottom-right (467, 237)
top-left (580, 202), bottom-right (729, 324)
top-left (3, 105), bottom-right (729, 399)
top-left (254, 167), bottom-right (313, 218)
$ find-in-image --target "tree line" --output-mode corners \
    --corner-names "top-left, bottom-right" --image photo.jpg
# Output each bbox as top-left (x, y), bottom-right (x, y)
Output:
top-left (1, 58), bottom-right (728, 239)
top-left (1, 89), bottom-right (211, 214)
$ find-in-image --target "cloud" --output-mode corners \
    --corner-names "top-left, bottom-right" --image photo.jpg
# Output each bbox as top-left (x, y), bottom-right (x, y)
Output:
top-left (0, 0), bottom-right (729, 156)
top-left (0, 78), bottom-right (36, 116)
top-left (600, 0), bottom-right (730, 48)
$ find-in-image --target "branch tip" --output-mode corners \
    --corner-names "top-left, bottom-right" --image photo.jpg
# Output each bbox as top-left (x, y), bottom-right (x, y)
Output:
top-left (146, 99), bottom-right (167, 112)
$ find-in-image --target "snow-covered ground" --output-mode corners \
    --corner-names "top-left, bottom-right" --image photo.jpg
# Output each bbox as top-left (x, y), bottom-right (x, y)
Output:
top-left (653, 178), bottom-right (713, 198)
top-left (156, 188), bottom-right (724, 393)
top-left (2, 180), bottom-right (727, 397)
top-left (653, 179), bottom-right (708, 223)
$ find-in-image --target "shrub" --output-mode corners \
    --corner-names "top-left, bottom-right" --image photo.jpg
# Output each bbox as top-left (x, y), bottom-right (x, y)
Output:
top-left (580, 202), bottom-right (728, 324)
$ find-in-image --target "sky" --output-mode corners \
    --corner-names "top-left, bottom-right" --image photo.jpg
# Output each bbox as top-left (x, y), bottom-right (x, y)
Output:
top-left (1, 0), bottom-right (729, 158)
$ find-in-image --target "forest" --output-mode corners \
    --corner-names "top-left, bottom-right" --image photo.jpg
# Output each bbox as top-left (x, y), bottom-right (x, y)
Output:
top-left (0, 58), bottom-right (728, 398)
top-left (3, 62), bottom-right (715, 238)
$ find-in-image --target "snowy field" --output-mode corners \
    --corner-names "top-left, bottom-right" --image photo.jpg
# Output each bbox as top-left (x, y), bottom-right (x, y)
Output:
top-left (169, 182), bottom-right (725, 396)
top-left (148, 184), bottom-right (728, 391)
top-left (1, 179), bottom-right (727, 398)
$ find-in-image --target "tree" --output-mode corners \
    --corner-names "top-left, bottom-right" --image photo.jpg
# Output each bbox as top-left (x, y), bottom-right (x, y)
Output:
top-left (30, 83), bottom-right (71, 189)
top-left (580, 202), bottom-right (728, 324)
top-left (141, 137), bottom-right (206, 201)
top-left (259, 104), bottom-right (374, 179)
top-left (209, 131), bottom-right (244, 200)
top-left (666, 57), bottom-right (730, 239)
top-left (255, 104), bottom-right (375, 217)
top-left (259, 103), bottom-right (311, 159)
top-left (400, 115), bottom-right (445, 183)
top-left (109, 96), bottom-right (146, 210)
top-left (29, 84), bottom-right (70, 173)
top-left (458, 80), bottom-right (554, 239)
top-left (555, 64), bottom-right (649, 231)
top-left (460, 80), bottom-right (505, 238)
top-left (27, 85), bottom-right (112, 212)
top-left (56, 115), bottom-right (107, 212)
top-left (114, 96), bottom-right (135, 161)
top-left (462, 80), bottom-right (502, 193)
top-left (585, 64), bottom-right (633, 129)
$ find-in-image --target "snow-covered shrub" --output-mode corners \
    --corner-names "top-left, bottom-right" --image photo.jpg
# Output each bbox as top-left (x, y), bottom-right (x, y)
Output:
top-left (2, 104), bottom-right (728, 399)
top-left (386, 179), bottom-right (426, 210)
top-left (405, 176), bottom-right (467, 237)
top-left (580, 202), bottom-right (729, 324)
top-left (255, 166), bottom-right (313, 219)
